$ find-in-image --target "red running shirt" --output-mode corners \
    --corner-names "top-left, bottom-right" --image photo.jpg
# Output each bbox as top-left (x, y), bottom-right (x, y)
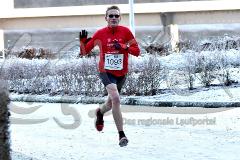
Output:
top-left (80, 25), bottom-right (140, 77)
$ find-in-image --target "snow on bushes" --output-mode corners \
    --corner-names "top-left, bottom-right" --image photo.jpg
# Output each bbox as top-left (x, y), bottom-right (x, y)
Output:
top-left (1, 46), bottom-right (240, 96)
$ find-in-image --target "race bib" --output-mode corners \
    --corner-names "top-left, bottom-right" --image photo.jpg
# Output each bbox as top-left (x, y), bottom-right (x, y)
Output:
top-left (104, 54), bottom-right (124, 70)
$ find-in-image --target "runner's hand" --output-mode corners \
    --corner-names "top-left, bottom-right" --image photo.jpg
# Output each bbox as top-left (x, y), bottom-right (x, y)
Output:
top-left (113, 41), bottom-right (128, 50)
top-left (79, 30), bottom-right (88, 42)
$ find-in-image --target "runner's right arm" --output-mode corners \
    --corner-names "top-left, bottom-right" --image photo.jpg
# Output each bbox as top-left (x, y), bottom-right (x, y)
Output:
top-left (79, 30), bottom-right (97, 56)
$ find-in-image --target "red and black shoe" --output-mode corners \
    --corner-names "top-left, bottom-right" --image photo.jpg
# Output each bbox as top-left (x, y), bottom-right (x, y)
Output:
top-left (95, 108), bottom-right (104, 131)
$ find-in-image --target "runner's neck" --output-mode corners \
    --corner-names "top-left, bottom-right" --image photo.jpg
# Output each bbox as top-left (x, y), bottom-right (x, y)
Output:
top-left (108, 26), bottom-right (118, 34)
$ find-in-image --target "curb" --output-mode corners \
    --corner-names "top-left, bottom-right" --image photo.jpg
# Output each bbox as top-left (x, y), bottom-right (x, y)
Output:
top-left (123, 98), bottom-right (240, 108)
top-left (10, 94), bottom-right (240, 108)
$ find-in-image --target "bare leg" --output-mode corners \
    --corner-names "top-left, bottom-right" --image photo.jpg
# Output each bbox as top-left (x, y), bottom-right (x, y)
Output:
top-left (100, 96), bottom-right (112, 114)
top-left (106, 83), bottom-right (123, 132)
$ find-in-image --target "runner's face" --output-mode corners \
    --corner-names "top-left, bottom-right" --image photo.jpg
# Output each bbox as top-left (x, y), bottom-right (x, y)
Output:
top-left (105, 9), bottom-right (121, 27)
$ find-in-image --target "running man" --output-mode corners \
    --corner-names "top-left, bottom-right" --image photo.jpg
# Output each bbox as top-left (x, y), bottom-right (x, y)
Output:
top-left (79, 5), bottom-right (140, 147)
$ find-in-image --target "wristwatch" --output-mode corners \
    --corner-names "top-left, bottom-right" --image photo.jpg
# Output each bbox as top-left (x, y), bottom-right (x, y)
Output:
top-left (125, 44), bottom-right (130, 50)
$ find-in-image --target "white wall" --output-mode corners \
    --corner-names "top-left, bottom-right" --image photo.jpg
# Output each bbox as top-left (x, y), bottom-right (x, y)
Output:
top-left (1, 0), bottom-right (240, 18)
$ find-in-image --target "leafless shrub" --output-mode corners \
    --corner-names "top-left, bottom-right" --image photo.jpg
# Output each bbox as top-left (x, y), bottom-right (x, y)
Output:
top-left (124, 56), bottom-right (163, 96)
top-left (7, 47), bottom-right (56, 59)
top-left (143, 43), bottom-right (170, 56)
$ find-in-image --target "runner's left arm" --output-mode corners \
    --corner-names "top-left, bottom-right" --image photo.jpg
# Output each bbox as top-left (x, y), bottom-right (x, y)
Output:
top-left (125, 29), bottom-right (140, 57)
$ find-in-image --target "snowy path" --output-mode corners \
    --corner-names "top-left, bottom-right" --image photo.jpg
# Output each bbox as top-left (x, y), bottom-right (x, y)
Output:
top-left (10, 102), bottom-right (240, 160)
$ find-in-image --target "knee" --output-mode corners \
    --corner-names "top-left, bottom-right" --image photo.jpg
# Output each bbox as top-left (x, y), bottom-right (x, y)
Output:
top-left (111, 94), bottom-right (120, 106)
top-left (106, 84), bottom-right (120, 106)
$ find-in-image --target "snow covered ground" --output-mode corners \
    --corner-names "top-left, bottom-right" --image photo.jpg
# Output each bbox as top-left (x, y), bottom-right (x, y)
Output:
top-left (10, 101), bottom-right (240, 160)
top-left (8, 70), bottom-right (240, 159)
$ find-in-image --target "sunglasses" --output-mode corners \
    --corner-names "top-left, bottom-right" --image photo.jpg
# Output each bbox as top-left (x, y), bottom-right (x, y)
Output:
top-left (108, 14), bottom-right (120, 18)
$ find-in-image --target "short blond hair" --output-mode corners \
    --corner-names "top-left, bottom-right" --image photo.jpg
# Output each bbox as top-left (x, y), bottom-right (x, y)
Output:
top-left (105, 6), bottom-right (120, 16)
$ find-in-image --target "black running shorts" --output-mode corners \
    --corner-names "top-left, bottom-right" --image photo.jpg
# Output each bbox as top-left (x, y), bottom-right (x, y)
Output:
top-left (99, 72), bottom-right (126, 92)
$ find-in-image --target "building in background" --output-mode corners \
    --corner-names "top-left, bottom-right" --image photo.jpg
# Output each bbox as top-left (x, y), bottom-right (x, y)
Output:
top-left (0, 0), bottom-right (240, 56)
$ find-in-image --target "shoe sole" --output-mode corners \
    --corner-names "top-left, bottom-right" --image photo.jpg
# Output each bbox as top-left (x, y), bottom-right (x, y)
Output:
top-left (119, 137), bottom-right (128, 147)
top-left (95, 108), bottom-right (104, 132)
